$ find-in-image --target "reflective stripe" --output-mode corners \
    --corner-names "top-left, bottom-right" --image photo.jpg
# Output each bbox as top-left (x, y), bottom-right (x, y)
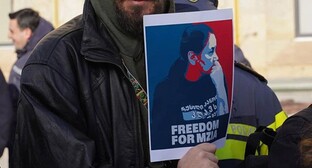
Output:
top-left (13, 65), bottom-right (22, 76)
top-left (267, 111), bottom-right (288, 130)
top-left (217, 111), bottom-right (287, 160)
top-left (227, 123), bottom-right (256, 136)
top-left (216, 124), bottom-right (256, 160)
top-left (216, 139), bottom-right (246, 160)
top-left (260, 111), bottom-right (288, 155)
top-left (260, 143), bottom-right (268, 155)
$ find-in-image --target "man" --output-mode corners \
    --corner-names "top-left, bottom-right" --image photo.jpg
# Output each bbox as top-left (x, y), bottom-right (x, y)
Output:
top-left (8, 8), bottom-right (54, 106)
top-left (175, 0), bottom-right (287, 167)
top-left (12, 0), bottom-right (218, 168)
top-left (0, 68), bottom-right (14, 157)
top-left (7, 8), bottom-right (54, 166)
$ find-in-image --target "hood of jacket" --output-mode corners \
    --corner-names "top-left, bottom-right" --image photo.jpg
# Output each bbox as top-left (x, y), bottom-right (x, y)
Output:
top-left (82, 0), bottom-right (174, 89)
top-left (16, 17), bottom-right (54, 59)
top-left (89, 0), bottom-right (174, 60)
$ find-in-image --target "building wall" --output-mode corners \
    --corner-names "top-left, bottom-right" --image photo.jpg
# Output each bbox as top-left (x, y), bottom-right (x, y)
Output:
top-left (220, 0), bottom-right (312, 81)
top-left (1, 0), bottom-right (312, 83)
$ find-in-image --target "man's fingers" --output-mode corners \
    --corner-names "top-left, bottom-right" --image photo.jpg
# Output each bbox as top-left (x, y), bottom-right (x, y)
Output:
top-left (196, 143), bottom-right (217, 153)
top-left (178, 143), bottom-right (219, 168)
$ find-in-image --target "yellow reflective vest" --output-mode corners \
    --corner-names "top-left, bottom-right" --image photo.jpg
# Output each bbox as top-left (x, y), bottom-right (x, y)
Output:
top-left (215, 63), bottom-right (287, 167)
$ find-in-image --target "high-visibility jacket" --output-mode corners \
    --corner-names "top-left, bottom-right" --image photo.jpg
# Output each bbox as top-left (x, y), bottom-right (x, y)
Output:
top-left (174, 2), bottom-right (287, 167)
top-left (216, 62), bottom-right (287, 168)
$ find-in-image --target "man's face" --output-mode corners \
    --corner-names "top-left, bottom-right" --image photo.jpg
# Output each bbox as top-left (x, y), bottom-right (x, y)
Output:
top-left (8, 19), bottom-right (30, 50)
top-left (115, 0), bottom-right (167, 36)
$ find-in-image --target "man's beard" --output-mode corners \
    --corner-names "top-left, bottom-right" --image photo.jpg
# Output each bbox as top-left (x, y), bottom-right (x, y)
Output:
top-left (115, 0), bottom-right (166, 38)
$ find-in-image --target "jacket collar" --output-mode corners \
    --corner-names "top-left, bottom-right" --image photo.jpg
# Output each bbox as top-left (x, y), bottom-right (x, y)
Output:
top-left (16, 18), bottom-right (54, 59)
top-left (80, 0), bottom-right (175, 66)
top-left (80, 0), bottom-right (122, 66)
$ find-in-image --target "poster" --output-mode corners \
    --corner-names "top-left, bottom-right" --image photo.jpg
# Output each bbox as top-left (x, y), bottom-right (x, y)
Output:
top-left (144, 9), bottom-right (234, 162)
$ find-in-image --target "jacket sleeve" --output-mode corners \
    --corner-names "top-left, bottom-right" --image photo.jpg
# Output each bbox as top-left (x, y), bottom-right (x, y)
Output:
top-left (11, 64), bottom-right (95, 168)
top-left (267, 116), bottom-right (306, 168)
top-left (257, 85), bottom-right (288, 155)
top-left (0, 69), bottom-right (14, 156)
top-left (255, 79), bottom-right (287, 129)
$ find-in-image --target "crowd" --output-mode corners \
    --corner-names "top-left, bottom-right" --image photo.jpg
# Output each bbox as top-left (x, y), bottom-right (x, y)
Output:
top-left (0, 0), bottom-right (311, 168)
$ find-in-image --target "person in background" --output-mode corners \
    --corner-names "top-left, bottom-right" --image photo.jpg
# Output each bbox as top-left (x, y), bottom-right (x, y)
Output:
top-left (175, 0), bottom-right (287, 167)
top-left (8, 8), bottom-right (54, 108)
top-left (299, 135), bottom-right (312, 168)
top-left (7, 7), bottom-right (54, 166)
top-left (11, 0), bottom-right (219, 167)
top-left (0, 68), bottom-right (14, 157)
top-left (267, 104), bottom-right (312, 168)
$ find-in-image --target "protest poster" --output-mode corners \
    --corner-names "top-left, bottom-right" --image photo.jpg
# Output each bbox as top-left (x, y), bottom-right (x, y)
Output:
top-left (144, 9), bottom-right (233, 162)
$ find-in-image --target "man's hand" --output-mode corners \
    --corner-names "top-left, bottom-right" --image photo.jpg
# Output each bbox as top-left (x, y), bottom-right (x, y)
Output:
top-left (178, 143), bottom-right (219, 168)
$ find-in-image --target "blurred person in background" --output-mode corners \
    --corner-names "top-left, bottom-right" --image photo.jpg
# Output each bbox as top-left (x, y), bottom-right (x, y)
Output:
top-left (175, 0), bottom-right (287, 167)
top-left (267, 104), bottom-right (312, 168)
top-left (8, 8), bottom-right (54, 109)
top-left (7, 7), bottom-right (54, 166)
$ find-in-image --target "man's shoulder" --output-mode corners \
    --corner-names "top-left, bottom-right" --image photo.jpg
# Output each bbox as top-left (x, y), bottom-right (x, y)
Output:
top-left (28, 15), bottom-right (84, 63)
top-left (44, 15), bottom-right (84, 46)
top-left (235, 62), bottom-right (267, 83)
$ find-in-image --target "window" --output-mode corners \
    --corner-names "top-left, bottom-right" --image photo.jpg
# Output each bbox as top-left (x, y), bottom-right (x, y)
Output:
top-left (295, 0), bottom-right (312, 37)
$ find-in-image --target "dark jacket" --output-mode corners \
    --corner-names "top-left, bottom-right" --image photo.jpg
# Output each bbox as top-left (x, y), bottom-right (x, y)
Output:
top-left (176, 2), bottom-right (287, 167)
top-left (8, 17), bottom-right (54, 166)
top-left (12, 1), bottom-right (151, 168)
top-left (8, 17), bottom-right (54, 116)
top-left (9, 17), bottom-right (54, 92)
top-left (0, 68), bottom-right (14, 156)
top-left (242, 104), bottom-right (312, 168)
top-left (268, 105), bottom-right (312, 168)
top-left (215, 62), bottom-right (286, 168)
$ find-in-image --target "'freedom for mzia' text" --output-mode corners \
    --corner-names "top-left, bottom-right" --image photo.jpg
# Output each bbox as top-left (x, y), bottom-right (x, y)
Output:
top-left (171, 120), bottom-right (219, 145)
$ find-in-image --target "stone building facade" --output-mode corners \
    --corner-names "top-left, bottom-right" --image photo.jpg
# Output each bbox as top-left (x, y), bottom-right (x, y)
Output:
top-left (0, 0), bottom-right (312, 98)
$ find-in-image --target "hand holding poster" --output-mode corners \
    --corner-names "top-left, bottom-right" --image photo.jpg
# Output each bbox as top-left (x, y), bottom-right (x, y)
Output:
top-left (144, 9), bottom-right (233, 162)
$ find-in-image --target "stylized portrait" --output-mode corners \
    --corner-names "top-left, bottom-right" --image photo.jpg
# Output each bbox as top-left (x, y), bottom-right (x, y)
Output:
top-left (151, 23), bottom-right (229, 150)
top-left (182, 24), bottom-right (228, 119)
